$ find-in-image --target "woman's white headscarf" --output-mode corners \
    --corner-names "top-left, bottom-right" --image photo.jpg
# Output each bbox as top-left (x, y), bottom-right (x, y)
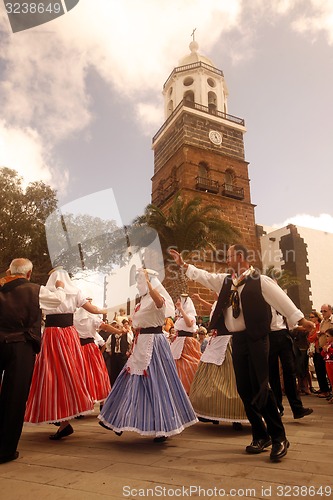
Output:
top-left (46, 267), bottom-right (79, 295)
top-left (136, 268), bottom-right (175, 318)
top-left (178, 294), bottom-right (197, 317)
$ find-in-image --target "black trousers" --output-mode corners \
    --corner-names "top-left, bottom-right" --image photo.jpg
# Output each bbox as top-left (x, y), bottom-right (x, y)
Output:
top-left (313, 351), bottom-right (330, 393)
top-left (232, 331), bottom-right (286, 444)
top-left (268, 329), bottom-right (303, 415)
top-left (110, 352), bottom-right (128, 386)
top-left (0, 341), bottom-right (36, 457)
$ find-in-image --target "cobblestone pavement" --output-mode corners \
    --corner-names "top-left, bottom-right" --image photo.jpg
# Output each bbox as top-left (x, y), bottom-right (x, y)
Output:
top-left (0, 391), bottom-right (332, 499)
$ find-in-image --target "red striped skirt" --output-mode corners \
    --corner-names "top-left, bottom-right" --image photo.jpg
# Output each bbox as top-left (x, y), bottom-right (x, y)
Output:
top-left (81, 342), bottom-right (111, 403)
top-left (25, 326), bottom-right (94, 423)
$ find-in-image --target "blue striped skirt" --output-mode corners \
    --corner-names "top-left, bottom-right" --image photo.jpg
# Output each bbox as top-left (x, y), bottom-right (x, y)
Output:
top-left (98, 334), bottom-right (198, 436)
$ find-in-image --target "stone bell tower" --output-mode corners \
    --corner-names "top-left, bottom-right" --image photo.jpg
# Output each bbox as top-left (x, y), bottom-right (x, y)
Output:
top-left (151, 39), bottom-right (261, 305)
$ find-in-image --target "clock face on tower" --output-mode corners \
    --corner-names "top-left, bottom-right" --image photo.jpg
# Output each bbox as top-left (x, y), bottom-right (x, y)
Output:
top-left (209, 130), bottom-right (222, 145)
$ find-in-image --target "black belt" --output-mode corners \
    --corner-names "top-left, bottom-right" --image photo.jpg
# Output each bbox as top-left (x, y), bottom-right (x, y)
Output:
top-left (45, 313), bottom-right (74, 327)
top-left (216, 329), bottom-right (244, 336)
top-left (140, 327), bottom-right (163, 334)
top-left (177, 330), bottom-right (193, 337)
top-left (80, 338), bottom-right (95, 346)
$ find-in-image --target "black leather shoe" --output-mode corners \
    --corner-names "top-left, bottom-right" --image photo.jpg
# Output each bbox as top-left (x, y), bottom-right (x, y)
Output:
top-left (99, 421), bottom-right (123, 436)
top-left (293, 407), bottom-right (313, 419)
top-left (49, 424), bottom-right (74, 440)
top-left (245, 438), bottom-right (272, 454)
top-left (270, 439), bottom-right (289, 461)
top-left (0, 451), bottom-right (19, 464)
top-left (232, 422), bottom-right (243, 431)
top-left (198, 417), bottom-right (219, 425)
top-left (153, 436), bottom-right (168, 443)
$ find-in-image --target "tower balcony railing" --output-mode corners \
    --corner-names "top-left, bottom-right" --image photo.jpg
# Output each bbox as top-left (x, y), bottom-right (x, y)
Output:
top-left (164, 62), bottom-right (224, 89)
top-left (153, 180), bottom-right (179, 206)
top-left (152, 99), bottom-right (245, 143)
top-left (195, 176), bottom-right (219, 194)
top-left (221, 183), bottom-right (244, 200)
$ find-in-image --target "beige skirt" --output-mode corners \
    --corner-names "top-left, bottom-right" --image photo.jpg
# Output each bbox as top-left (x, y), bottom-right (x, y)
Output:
top-left (189, 341), bottom-right (248, 423)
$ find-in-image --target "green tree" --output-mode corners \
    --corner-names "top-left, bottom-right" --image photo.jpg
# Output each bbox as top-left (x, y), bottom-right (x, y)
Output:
top-left (0, 167), bottom-right (58, 283)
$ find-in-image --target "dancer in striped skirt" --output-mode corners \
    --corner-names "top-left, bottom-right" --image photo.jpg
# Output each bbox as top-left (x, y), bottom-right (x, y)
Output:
top-left (170, 295), bottom-right (201, 394)
top-left (98, 269), bottom-right (198, 442)
top-left (74, 301), bottom-right (111, 405)
top-left (24, 268), bottom-right (106, 440)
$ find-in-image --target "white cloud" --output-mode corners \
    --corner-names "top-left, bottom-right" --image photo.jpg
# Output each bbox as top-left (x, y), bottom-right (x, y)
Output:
top-left (291, 0), bottom-right (333, 44)
top-left (0, 119), bottom-right (68, 192)
top-left (272, 213), bottom-right (333, 233)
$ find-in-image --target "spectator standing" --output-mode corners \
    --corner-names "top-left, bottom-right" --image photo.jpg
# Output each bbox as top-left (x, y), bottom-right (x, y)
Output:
top-left (0, 258), bottom-right (65, 463)
top-left (321, 328), bottom-right (333, 403)
top-left (307, 310), bottom-right (330, 396)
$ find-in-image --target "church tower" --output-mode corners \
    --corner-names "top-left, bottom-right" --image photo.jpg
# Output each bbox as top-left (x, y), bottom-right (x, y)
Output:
top-left (151, 39), bottom-right (261, 286)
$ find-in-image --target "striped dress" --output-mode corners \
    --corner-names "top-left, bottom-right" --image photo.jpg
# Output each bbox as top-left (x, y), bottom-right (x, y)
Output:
top-left (25, 288), bottom-right (94, 424)
top-left (74, 310), bottom-right (111, 403)
top-left (171, 336), bottom-right (202, 394)
top-left (171, 296), bottom-right (201, 394)
top-left (99, 287), bottom-right (198, 437)
top-left (189, 335), bottom-right (248, 423)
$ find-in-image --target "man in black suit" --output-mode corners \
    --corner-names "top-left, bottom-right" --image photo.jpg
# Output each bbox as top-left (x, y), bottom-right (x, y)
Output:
top-left (169, 245), bottom-right (314, 461)
top-left (0, 258), bottom-right (65, 463)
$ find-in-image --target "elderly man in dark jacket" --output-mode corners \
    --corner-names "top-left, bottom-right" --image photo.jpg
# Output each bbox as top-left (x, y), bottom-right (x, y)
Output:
top-left (0, 258), bottom-right (65, 464)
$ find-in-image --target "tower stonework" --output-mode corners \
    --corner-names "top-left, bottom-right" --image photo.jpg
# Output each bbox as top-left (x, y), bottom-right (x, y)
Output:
top-left (151, 42), bottom-right (261, 306)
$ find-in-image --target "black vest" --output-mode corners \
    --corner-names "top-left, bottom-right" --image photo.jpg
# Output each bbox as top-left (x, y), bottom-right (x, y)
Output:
top-left (0, 278), bottom-right (42, 352)
top-left (110, 333), bottom-right (130, 355)
top-left (209, 273), bottom-right (272, 340)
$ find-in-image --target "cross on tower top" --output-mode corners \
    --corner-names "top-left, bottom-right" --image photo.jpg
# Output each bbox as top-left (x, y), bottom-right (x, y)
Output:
top-left (191, 28), bottom-right (196, 41)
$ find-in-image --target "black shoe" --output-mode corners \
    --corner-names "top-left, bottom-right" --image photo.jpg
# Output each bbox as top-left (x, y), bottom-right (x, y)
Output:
top-left (245, 438), bottom-right (272, 454)
top-left (270, 439), bottom-right (290, 461)
top-left (49, 424), bottom-right (74, 440)
top-left (232, 422), bottom-right (243, 431)
top-left (153, 436), bottom-right (168, 443)
top-left (114, 431), bottom-right (123, 436)
top-left (198, 417), bottom-right (219, 425)
top-left (98, 421), bottom-right (112, 431)
top-left (0, 451), bottom-right (19, 464)
top-left (75, 415), bottom-right (84, 419)
top-left (293, 407), bottom-right (313, 419)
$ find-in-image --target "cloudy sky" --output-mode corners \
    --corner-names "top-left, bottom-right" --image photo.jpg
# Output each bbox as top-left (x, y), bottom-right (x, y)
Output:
top-left (0, 0), bottom-right (332, 236)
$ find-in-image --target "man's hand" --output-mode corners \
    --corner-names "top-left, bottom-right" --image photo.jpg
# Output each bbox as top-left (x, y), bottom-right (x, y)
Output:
top-left (298, 318), bottom-right (315, 332)
top-left (168, 249), bottom-right (184, 266)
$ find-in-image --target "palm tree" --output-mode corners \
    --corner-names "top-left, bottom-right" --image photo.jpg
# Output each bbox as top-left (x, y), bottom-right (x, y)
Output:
top-left (264, 265), bottom-right (300, 291)
top-left (132, 192), bottom-right (239, 297)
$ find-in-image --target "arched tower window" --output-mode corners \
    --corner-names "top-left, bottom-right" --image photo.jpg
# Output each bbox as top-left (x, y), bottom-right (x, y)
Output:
top-left (184, 90), bottom-right (194, 103)
top-left (198, 162), bottom-right (209, 179)
top-left (171, 166), bottom-right (177, 181)
top-left (224, 169), bottom-right (235, 191)
top-left (129, 265), bottom-right (137, 286)
top-left (167, 100), bottom-right (174, 116)
top-left (208, 91), bottom-right (217, 113)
